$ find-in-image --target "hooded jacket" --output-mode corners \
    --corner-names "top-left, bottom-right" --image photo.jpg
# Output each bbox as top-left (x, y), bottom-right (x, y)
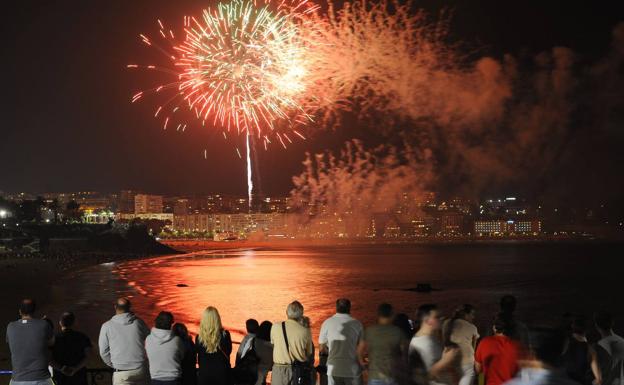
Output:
top-left (145, 327), bottom-right (185, 380)
top-left (98, 312), bottom-right (149, 370)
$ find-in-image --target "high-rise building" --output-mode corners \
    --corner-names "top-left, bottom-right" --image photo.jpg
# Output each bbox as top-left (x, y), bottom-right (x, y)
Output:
top-left (118, 190), bottom-right (138, 214)
top-left (134, 194), bottom-right (163, 214)
top-left (174, 199), bottom-right (190, 216)
top-left (440, 213), bottom-right (465, 234)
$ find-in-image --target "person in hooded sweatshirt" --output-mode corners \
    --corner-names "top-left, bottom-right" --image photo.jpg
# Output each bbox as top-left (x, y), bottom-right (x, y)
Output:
top-left (99, 297), bottom-right (150, 385)
top-left (146, 311), bottom-right (185, 385)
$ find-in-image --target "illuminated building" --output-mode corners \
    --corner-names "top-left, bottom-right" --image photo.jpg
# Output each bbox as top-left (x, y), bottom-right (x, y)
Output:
top-left (440, 213), bottom-right (465, 234)
top-left (173, 199), bottom-right (190, 215)
top-left (134, 194), bottom-right (163, 214)
top-left (172, 213), bottom-right (294, 237)
top-left (117, 213), bottom-right (173, 222)
top-left (474, 219), bottom-right (542, 236)
top-left (118, 190), bottom-right (138, 214)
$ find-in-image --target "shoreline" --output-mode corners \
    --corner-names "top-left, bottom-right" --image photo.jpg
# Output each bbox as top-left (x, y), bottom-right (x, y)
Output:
top-left (0, 250), bottom-right (178, 374)
top-left (161, 237), bottom-right (623, 253)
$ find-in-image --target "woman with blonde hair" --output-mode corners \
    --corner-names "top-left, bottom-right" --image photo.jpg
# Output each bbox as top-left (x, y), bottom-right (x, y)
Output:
top-left (196, 306), bottom-right (233, 385)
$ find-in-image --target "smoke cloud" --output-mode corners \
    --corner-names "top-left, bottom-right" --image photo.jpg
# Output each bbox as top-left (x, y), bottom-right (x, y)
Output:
top-left (291, 2), bottom-right (624, 233)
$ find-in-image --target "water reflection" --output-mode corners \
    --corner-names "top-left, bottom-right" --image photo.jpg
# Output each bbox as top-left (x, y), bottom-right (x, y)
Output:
top-left (48, 243), bottom-right (624, 357)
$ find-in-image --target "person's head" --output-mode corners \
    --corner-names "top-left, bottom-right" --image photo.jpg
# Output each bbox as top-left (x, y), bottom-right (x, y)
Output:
top-left (453, 304), bottom-right (476, 323)
top-left (377, 303), bottom-right (394, 324)
top-left (500, 295), bottom-right (517, 315)
top-left (199, 306), bottom-right (222, 353)
top-left (115, 297), bottom-right (131, 314)
top-left (492, 313), bottom-right (512, 336)
top-left (393, 313), bottom-right (413, 338)
top-left (299, 316), bottom-right (311, 328)
top-left (570, 316), bottom-right (588, 336)
top-left (527, 328), bottom-right (566, 368)
top-left (173, 323), bottom-right (189, 339)
top-left (43, 317), bottom-right (54, 331)
top-left (155, 311), bottom-right (174, 330)
top-left (594, 311), bottom-right (614, 335)
top-left (257, 321), bottom-right (273, 341)
top-left (416, 304), bottom-right (440, 332)
top-left (286, 301), bottom-right (304, 321)
top-left (246, 319), bottom-right (259, 334)
top-left (19, 299), bottom-right (36, 317)
top-left (60, 311), bottom-right (75, 329)
top-left (336, 298), bottom-right (351, 314)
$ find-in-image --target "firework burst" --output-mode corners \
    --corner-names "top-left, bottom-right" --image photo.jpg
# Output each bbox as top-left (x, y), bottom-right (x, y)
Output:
top-left (129, 0), bottom-right (316, 150)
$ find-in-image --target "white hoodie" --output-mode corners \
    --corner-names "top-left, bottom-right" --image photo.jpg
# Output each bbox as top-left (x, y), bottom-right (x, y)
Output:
top-left (145, 327), bottom-right (184, 381)
top-left (99, 312), bottom-right (150, 370)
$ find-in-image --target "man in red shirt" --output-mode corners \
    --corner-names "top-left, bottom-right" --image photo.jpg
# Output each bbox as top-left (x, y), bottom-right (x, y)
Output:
top-left (475, 314), bottom-right (522, 385)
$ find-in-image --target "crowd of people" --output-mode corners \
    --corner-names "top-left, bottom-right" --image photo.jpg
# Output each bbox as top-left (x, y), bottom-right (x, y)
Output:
top-left (5, 296), bottom-right (624, 385)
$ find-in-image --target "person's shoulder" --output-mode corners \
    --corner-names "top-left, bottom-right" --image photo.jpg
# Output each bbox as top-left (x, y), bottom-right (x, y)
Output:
top-left (320, 315), bottom-right (333, 327)
top-left (410, 335), bottom-right (431, 347)
top-left (458, 318), bottom-right (477, 330)
top-left (100, 317), bottom-right (113, 328)
top-left (31, 318), bottom-right (51, 330)
top-left (76, 330), bottom-right (91, 340)
top-left (477, 335), bottom-right (498, 347)
top-left (136, 316), bottom-right (148, 327)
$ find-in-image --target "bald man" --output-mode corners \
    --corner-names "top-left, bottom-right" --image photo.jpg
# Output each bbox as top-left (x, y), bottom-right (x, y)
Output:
top-left (98, 298), bottom-right (150, 385)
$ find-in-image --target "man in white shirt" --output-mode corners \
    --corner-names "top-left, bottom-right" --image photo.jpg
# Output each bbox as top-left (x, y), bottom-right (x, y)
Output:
top-left (319, 298), bottom-right (364, 385)
top-left (595, 311), bottom-right (624, 385)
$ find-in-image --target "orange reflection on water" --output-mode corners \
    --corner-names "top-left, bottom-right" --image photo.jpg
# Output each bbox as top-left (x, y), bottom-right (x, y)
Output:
top-left (114, 249), bottom-right (339, 344)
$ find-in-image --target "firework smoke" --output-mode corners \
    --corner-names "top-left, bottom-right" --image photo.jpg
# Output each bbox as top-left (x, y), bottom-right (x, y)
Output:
top-left (291, 10), bottom-right (624, 234)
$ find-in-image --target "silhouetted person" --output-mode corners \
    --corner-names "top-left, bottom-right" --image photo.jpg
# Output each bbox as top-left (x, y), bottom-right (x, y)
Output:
top-left (358, 303), bottom-right (407, 385)
top-left (51, 312), bottom-right (93, 385)
top-left (393, 314), bottom-right (414, 340)
top-left (594, 311), bottom-right (624, 385)
top-left (475, 313), bottom-right (521, 385)
top-left (196, 306), bottom-right (233, 385)
top-left (499, 295), bottom-right (529, 346)
top-left (504, 328), bottom-right (576, 385)
top-left (173, 323), bottom-right (197, 385)
top-left (98, 297), bottom-right (150, 385)
top-left (410, 304), bottom-right (460, 385)
top-left (561, 316), bottom-right (601, 385)
top-left (6, 299), bottom-right (54, 384)
top-left (320, 298), bottom-right (364, 385)
top-left (255, 321), bottom-right (274, 385)
top-left (146, 311), bottom-right (184, 385)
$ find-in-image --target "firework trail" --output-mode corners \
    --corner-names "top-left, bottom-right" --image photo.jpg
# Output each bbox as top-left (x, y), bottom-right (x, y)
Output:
top-left (246, 133), bottom-right (253, 208)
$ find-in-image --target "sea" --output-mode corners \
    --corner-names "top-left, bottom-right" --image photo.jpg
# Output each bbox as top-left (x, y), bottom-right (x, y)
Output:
top-left (45, 242), bottom-right (624, 349)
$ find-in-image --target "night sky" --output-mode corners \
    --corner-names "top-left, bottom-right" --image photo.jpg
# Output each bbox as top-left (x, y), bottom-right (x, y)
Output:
top-left (2, 0), bottom-right (623, 197)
